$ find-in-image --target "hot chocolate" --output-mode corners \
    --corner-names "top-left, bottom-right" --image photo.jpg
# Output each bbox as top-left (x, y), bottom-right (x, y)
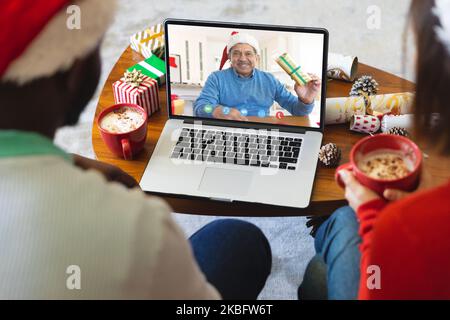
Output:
top-left (357, 150), bottom-right (412, 180)
top-left (100, 106), bottom-right (145, 134)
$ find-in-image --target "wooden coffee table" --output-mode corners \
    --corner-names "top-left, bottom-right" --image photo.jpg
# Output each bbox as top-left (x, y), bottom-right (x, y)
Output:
top-left (92, 46), bottom-right (448, 217)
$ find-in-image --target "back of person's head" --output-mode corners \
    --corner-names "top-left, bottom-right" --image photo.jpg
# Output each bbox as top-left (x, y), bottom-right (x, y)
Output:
top-left (0, 0), bottom-right (116, 135)
top-left (409, 0), bottom-right (450, 155)
top-left (0, 0), bottom-right (115, 85)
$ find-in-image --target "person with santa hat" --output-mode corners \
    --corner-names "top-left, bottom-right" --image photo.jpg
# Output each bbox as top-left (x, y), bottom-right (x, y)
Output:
top-left (194, 32), bottom-right (321, 120)
top-left (0, 0), bottom-right (271, 299)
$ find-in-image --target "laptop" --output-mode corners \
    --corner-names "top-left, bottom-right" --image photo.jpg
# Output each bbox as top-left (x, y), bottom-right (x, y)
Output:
top-left (140, 19), bottom-right (329, 208)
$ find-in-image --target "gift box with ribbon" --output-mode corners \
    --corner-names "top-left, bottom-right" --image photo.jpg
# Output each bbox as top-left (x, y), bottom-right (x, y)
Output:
top-left (350, 115), bottom-right (381, 134)
top-left (327, 53), bottom-right (359, 82)
top-left (381, 114), bottom-right (414, 133)
top-left (325, 96), bottom-right (367, 124)
top-left (112, 70), bottom-right (160, 117)
top-left (275, 53), bottom-right (312, 86)
top-left (127, 55), bottom-right (166, 86)
top-left (366, 92), bottom-right (414, 116)
top-left (130, 23), bottom-right (165, 59)
top-left (325, 92), bottom-right (415, 125)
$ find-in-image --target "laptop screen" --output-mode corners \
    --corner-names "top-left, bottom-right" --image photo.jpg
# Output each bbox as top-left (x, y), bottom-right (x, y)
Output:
top-left (165, 20), bottom-right (328, 130)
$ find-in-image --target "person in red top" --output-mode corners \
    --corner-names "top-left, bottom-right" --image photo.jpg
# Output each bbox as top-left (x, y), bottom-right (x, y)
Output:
top-left (298, 0), bottom-right (450, 300)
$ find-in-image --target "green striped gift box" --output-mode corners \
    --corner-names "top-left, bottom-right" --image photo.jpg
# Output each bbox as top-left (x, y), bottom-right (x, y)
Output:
top-left (127, 55), bottom-right (166, 86)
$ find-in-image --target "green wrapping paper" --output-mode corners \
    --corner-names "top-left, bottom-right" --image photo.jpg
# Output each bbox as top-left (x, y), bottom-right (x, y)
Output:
top-left (275, 53), bottom-right (312, 86)
top-left (127, 55), bottom-right (166, 85)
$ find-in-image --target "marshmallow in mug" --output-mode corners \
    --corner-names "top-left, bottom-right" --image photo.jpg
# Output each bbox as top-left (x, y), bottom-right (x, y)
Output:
top-left (100, 106), bottom-right (146, 134)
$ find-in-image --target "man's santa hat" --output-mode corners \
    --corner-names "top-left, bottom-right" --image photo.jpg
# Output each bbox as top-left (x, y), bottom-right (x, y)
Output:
top-left (0, 0), bottom-right (116, 85)
top-left (219, 31), bottom-right (260, 70)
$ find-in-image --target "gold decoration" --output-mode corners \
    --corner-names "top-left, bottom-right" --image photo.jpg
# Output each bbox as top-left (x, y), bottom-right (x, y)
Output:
top-left (275, 53), bottom-right (312, 86)
top-left (123, 69), bottom-right (145, 88)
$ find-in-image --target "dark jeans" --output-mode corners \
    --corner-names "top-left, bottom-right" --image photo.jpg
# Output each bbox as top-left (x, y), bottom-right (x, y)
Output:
top-left (299, 206), bottom-right (361, 300)
top-left (190, 219), bottom-right (272, 300)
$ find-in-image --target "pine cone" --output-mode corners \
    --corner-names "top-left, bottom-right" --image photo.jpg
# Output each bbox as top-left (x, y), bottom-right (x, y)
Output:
top-left (387, 127), bottom-right (409, 137)
top-left (318, 143), bottom-right (341, 168)
top-left (350, 75), bottom-right (379, 97)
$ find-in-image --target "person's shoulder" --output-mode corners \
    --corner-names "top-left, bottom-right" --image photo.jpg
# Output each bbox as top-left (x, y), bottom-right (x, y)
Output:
top-left (79, 166), bottom-right (170, 214)
top-left (64, 160), bottom-right (174, 255)
top-left (255, 69), bottom-right (279, 83)
top-left (211, 69), bottom-right (231, 77)
top-left (387, 181), bottom-right (450, 212)
top-left (378, 181), bottom-right (450, 232)
top-left (204, 69), bottom-right (229, 84)
top-left (47, 157), bottom-right (172, 221)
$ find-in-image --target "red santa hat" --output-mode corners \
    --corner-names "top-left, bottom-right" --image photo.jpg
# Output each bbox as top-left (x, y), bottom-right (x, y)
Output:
top-left (219, 31), bottom-right (260, 70)
top-left (0, 0), bottom-right (116, 85)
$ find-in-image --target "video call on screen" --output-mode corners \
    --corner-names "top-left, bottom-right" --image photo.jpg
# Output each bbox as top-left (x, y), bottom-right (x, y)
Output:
top-left (168, 24), bottom-right (325, 128)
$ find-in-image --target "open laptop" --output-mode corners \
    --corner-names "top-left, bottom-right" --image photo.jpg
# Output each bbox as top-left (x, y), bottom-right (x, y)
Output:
top-left (140, 19), bottom-right (329, 208)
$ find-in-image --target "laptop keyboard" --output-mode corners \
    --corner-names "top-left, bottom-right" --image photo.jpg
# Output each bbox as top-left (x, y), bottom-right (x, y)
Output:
top-left (170, 128), bottom-right (302, 170)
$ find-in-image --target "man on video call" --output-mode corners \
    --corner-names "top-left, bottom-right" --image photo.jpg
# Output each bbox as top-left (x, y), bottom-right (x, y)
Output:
top-left (194, 32), bottom-right (321, 121)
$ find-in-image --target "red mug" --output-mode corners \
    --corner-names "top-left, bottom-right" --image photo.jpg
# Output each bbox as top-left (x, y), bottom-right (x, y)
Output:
top-left (335, 134), bottom-right (423, 196)
top-left (97, 103), bottom-right (148, 160)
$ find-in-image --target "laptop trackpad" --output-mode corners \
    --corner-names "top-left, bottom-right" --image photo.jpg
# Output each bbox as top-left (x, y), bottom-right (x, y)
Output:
top-left (198, 167), bottom-right (253, 196)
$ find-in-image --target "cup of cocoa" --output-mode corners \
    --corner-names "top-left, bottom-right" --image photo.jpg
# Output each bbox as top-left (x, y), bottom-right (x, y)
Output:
top-left (97, 103), bottom-right (147, 160)
top-left (335, 134), bottom-right (423, 196)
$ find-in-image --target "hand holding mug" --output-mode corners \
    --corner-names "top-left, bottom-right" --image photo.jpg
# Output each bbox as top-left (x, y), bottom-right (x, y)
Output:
top-left (335, 134), bottom-right (423, 199)
top-left (383, 166), bottom-right (433, 201)
top-left (339, 165), bottom-right (432, 212)
top-left (339, 169), bottom-right (381, 211)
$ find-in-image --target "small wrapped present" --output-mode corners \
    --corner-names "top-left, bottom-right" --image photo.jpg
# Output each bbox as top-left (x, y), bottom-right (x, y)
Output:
top-left (381, 114), bottom-right (414, 133)
top-left (275, 53), bottom-right (312, 86)
top-left (326, 92), bottom-right (415, 125)
top-left (366, 92), bottom-right (414, 116)
top-left (130, 23), bottom-right (165, 59)
top-left (350, 115), bottom-right (381, 134)
top-left (325, 96), bottom-right (366, 125)
top-left (127, 55), bottom-right (166, 85)
top-left (327, 53), bottom-right (359, 82)
top-left (113, 70), bottom-right (160, 117)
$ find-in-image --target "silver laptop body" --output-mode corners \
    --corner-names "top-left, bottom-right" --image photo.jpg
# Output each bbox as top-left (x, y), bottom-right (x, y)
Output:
top-left (140, 19), bottom-right (329, 209)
